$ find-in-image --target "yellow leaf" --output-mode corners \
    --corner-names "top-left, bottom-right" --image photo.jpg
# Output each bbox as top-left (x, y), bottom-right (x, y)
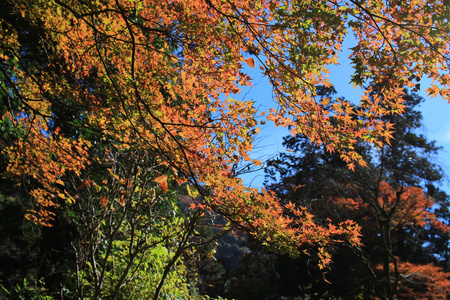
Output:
top-left (66, 195), bottom-right (74, 204)
top-left (187, 184), bottom-right (200, 199)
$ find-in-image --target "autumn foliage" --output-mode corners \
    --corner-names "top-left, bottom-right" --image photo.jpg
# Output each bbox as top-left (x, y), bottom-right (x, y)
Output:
top-left (1, 0), bottom-right (449, 268)
top-left (395, 261), bottom-right (450, 299)
top-left (334, 182), bottom-right (449, 236)
top-left (372, 260), bottom-right (450, 299)
top-left (264, 87), bottom-right (450, 298)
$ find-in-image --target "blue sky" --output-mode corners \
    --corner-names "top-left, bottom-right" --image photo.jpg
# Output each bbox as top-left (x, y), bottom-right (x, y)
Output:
top-left (238, 42), bottom-right (450, 193)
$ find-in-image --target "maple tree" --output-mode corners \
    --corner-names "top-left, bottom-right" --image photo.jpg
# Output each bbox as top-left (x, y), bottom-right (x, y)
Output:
top-left (393, 261), bottom-right (450, 299)
top-left (330, 182), bottom-right (450, 298)
top-left (1, 0), bottom-right (450, 287)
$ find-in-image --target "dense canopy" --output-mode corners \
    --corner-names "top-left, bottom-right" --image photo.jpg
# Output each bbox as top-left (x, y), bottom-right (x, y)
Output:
top-left (1, 0), bottom-right (449, 270)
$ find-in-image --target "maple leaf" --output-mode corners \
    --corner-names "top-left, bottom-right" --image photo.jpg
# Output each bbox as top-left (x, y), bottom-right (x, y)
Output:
top-left (244, 57), bottom-right (255, 68)
top-left (154, 174), bottom-right (169, 193)
top-left (100, 196), bottom-right (108, 207)
top-left (285, 201), bottom-right (296, 211)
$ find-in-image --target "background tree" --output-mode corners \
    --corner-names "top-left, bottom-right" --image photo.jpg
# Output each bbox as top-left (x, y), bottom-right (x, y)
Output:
top-left (265, 88), bottom-right (450, 299)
